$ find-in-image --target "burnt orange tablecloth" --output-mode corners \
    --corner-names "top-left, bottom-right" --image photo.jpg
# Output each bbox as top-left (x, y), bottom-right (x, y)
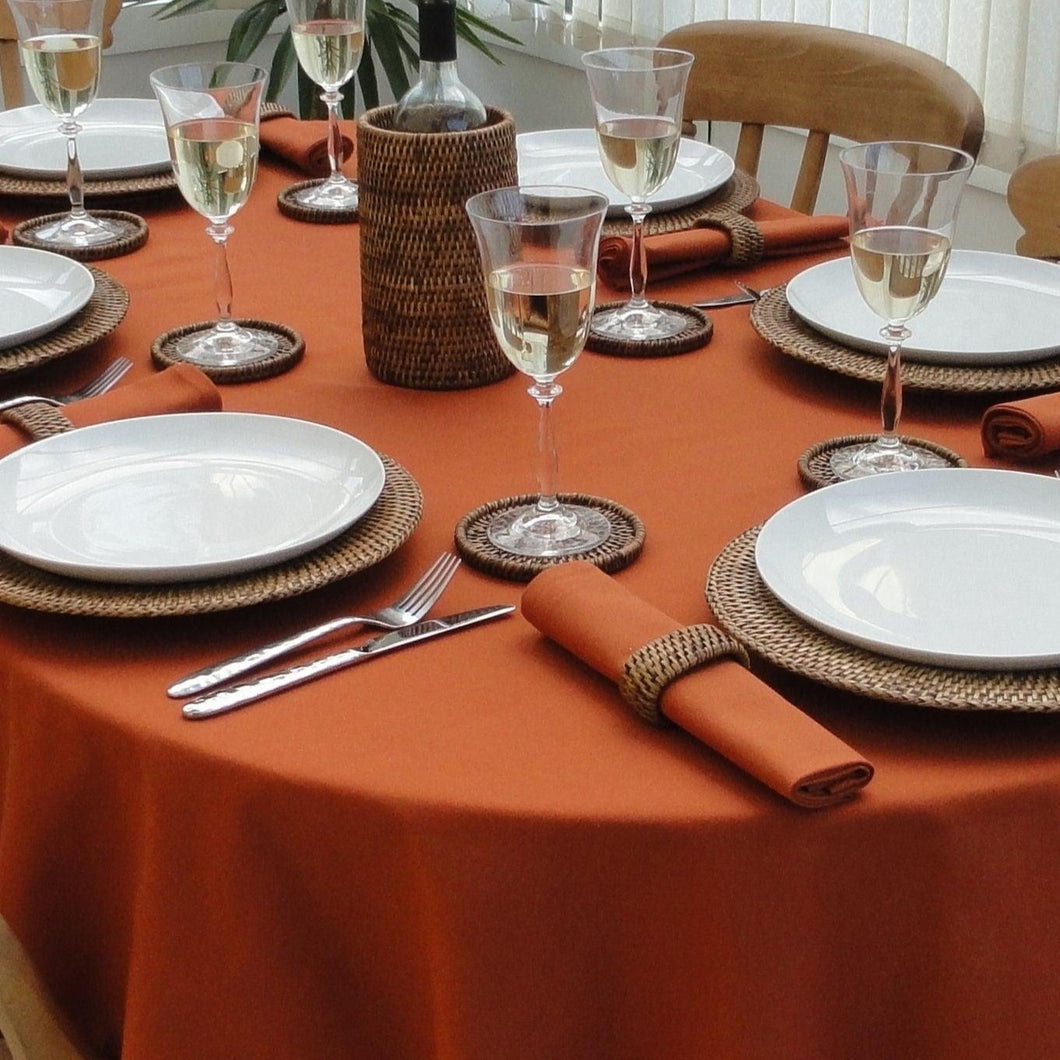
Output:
top-left (0, 171), bottom-right (1058, 1060)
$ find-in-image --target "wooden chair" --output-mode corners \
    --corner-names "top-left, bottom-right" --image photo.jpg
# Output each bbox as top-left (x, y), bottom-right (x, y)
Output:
top-left (658, 20), bottom-right (985, 214)
top-left (1007, 154), bottom-right (1060, 259)
top-left (0, 0), bottom-right (123, 109)
top-left (0, 914), bottom-right (99, 1060)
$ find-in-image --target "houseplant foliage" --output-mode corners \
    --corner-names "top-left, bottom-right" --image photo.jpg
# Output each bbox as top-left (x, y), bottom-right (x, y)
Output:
top-left (132, 0), bottom-right (521, 117)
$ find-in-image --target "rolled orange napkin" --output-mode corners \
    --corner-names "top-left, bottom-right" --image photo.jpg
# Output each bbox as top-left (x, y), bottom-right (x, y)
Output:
top-left (259, 115), bottom-right (355, 179)
top-left (0, 363), bottom-right (221, 458)
top-left (980, 392), bottom-right (1060, 460)
top-left (0, 222), bottom-right (7, 244)
top-left (521, 562), bottom-right (873, 809)
top-left (598, 214), bottom-right (849, 285)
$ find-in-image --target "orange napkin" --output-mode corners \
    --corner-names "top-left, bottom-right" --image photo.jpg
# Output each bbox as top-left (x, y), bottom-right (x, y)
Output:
top-left (980, 392), bottom-right (1060, 460)
top-left (0, 222), bottom-right (7, 244)
top-left (598, 214), bottom-right (849, 285)
top-left (259, 115), bottom-right (355, 179)
top-left (0, 363), bottom-right (221, 458)
top-left (521, 562), bottom-right (873, 809)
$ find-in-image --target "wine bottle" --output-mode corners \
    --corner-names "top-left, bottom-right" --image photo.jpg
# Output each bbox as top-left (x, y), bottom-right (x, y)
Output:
top-left (392, 0), bottom-right (487, 133)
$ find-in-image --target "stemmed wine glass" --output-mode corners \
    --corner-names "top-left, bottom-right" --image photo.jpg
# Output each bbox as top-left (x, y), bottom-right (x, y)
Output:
top-left (466, 185), bottom-right (610, 557)
top-left (8, 0), bottom-right (138, 249)
top-left (582, 46), bottom-right (693, 343)
top-left (150, 62), bottom-right (279, 368)
top-left (830, 141), bottom-right (974, 480)
top-left (284, 0), bottom-right (365, 213)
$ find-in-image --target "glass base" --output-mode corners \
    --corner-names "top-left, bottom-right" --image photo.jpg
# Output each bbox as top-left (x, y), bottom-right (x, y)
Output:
top-left (592, 301), bottom-right (688, 342)
top-left (294, 177), bottom-right (359, 211)
top-left (488, 501), bottom-right (611, 558)
top-left (829, 438), bottom-right (951, 480)
top-left (174, 324), bottom-right (281, 368)
top-left (34, 212), bottom-right (138, 249)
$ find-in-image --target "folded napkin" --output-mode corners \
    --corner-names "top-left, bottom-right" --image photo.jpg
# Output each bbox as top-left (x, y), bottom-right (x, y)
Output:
top-left (260, 112), bottom-right (355, 179)
top-left (980, 392), bottom-right (1060, 460)
top-left (521, 562), bottom-right (873, 809)
top-left (0, 363), bottom-right (221, 458)
top-left (0, 222), bottom-right (7, 244)
top-left (598, 214), bottom-right (849, 285)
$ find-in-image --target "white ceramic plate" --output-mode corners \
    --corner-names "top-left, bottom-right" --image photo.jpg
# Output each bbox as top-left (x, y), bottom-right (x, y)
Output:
top-left (0, 99), bottom-right (169, 179)
top-left (0, 413), bottom-right (386, 583)
top-left (517, 128), bottom-right (735, 217)
top-left (754, 469), bottom-right (1060, 670)
top-left (0, 246), bottom-right (95, 350)
top-left (786, 250), bottom-right (1060, 365)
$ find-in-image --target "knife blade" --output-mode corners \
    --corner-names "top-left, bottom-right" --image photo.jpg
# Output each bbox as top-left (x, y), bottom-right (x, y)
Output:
top-left (690, 292), bottom-right (757, 309)
top-left (182, 605), bottom-right (515, 719)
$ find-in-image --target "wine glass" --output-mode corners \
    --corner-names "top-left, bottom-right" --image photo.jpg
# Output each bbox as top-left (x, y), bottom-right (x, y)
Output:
top-left (582, 46), bottom-right (693, 343)
top-left (284, 0), bottom-right (365, 212)
top-left (830, 141), bottom-right (974, 480)
top-left (466, 185), bottom-right (610, 558)
top-left (150, 62), bottom-right (280, 368)
top-left (8, 0), bottom-right (138, 249)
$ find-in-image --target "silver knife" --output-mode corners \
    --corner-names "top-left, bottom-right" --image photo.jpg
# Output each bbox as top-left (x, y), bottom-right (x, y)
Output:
top-left (182, 605), bottom-right (514, 719)
top-left (690, 292), bottom-right (757, 309)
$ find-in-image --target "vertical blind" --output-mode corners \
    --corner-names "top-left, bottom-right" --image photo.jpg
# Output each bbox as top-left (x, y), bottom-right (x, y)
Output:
top-left (563, 0), bottom-right (1060, 172)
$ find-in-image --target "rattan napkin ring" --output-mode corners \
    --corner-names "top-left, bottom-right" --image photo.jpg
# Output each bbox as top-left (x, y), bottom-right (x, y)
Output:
top-left (702, 210), bottom-right (766, 266)
top-left (0, 402), bottom-right (74, 439)
top-left (620, 624), bottom-right (751, 727)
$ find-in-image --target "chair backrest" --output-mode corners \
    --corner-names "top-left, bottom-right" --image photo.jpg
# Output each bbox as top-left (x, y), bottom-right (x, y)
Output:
top-left (0, 0), bottom-right (123, 109)
top-left (1007, 154), bottom-right (1060, 258)
top-left (659, 20), bottom-right (985, 214)
top-left (0, 915), bottom-right (100, 1060)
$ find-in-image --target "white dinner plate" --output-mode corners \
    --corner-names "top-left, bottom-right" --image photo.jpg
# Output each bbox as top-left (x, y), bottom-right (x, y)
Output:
top-left (754, 468), bottom-right (1060, 670)
top-left (0, 246), bottom-right (95, 350)
top-left (0, 413), bottom-right (386, 583)
top-left (786, 250), bottom-right (1060, 365)
top-left (0, 99), bottom-right (169, 179)
top-left (517, 128), bottom-right (735, 217)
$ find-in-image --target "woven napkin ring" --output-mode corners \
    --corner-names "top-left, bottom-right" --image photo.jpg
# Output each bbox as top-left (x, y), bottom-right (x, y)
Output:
top-left (0, 402), bottom-right (75, 439)
top-left (620, 624), bottom-right (751, 727)
top-left (260, 103), bottom-right (297, 121)
top-left (701, 211), bottom-right (766, 266)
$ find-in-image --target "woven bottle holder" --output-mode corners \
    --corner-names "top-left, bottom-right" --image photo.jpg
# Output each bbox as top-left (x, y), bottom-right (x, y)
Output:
top-left (357, 105), bottom-right (518, 390)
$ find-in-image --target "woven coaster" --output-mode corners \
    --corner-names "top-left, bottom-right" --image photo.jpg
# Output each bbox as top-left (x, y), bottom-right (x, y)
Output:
top-left (798, 434), bottom-right (967, 490)
top-left (0, 170), bottom-right (177, 202)
top-left (601, 169), bottom-right (760, 238)
top-left (0, 454), bottom-right (421, 618)
top-left (0, 267), bottom-right (128, 378)
top-left (12, 210), bottom-right (148, 261)
top-left (277, 180), bottom-right (358, 224)
top-left (151, 320), bottom-right (304, 383)
top-left (454, 493), bottom-right (645, 581)
top-left (586, 302), bottom-right (712, 357)
top-left (706, 523), bottom-right (1060, 712)
top-left (752, 285), bottom-right (1060, 396)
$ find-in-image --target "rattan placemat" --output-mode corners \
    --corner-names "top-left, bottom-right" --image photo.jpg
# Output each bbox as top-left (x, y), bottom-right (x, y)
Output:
top-left (455, 493), bottom-right (644, 581)
top-left (586, 302), bottom-right (712, 357)
top-left (0, 454), bottom-right (422, 618)
top-left (0, 170), bottom-right (177, 201)
top-left (752, 284), bottom-right (1060, 395)
top-left (151, 320), bottom-right (304, 383)
top-left (12, 210), bottom-right (148, 261)
top-left (0, 267), bottom-right (128, 378)
top-left (797, 434), bottom-right (967, 489)
top-left (601, 169), bottom-right (760, 238)
top-left (277, 180), bottom-right (358, 224)
top-left (706, 523), bottom-right (1060, 711)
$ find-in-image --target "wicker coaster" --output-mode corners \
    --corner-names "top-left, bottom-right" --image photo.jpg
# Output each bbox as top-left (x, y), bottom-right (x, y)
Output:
top-left (454, 493), bottom-right (645, 581)
top-left (586, 302), bottom-right (712, 357)
top-left (0, 454), bottom-right (422, 618)
top-left (752, 285), bottom-right (1060, 395)
top-left (706, 523), bottom-right (1060, 712)
top-left (0, 267), bottom-right (128, 378)
top-left (797, 434), bottom-right (968, 490)
top-left (151, 320), bottom-right (305, 383)
top-left (601, 169), bottom-right (760, 238)
top-left (0, 170), bottom-right (177, 202)
top-left (277, 180), bottom-right (358, 224)
top-left (12, 210), bottom-right (148, 261)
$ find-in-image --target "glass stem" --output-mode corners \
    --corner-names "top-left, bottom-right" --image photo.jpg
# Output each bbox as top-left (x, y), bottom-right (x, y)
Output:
top-left (531, 380), bottom-right (562, 516)
top-left (208, 223), bottom-right (237, 334)
top-left (61, 120), bottom-right (87, 221)
top-left (626, 201), bottom-right (651, 309)
top-left (322, 90), bottom-right (346, 184)
top-left (878, 323), bottom-right (910, 447)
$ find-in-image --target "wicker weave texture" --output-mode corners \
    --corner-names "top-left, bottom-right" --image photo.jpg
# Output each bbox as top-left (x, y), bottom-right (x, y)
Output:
top-left (357, 106), bottom-right (518, 390)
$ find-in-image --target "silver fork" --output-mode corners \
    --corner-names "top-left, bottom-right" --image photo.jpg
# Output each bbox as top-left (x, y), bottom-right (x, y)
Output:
top-left (167, 552), bottom-right (463, 698)
top-left (0, 357), bottom-right (133, 414)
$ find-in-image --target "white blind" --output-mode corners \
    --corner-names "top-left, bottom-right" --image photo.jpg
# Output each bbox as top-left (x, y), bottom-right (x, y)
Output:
top-left (561, 0), bottom-right (1060, 173)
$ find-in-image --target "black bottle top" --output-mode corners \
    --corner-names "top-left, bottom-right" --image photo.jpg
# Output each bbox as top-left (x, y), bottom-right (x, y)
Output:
top-left (418, 1), bottom-right (458, 65)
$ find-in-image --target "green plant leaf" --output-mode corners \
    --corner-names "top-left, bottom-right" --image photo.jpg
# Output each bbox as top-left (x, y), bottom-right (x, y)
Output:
top-left (357, 37), bottom-right (381, 111)
top-left (226, 0), bottom-right (282, 63)
top-left (267, 28), bottom-right (297, 102)
top-left (367, 10), bottom-right (413, 101)
top-left (145, 0), bottom-right (218, 21)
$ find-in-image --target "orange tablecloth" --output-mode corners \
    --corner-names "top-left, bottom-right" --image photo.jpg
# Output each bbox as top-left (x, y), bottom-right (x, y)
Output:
top-left (1, 168), bottom-right (1058, 1060)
